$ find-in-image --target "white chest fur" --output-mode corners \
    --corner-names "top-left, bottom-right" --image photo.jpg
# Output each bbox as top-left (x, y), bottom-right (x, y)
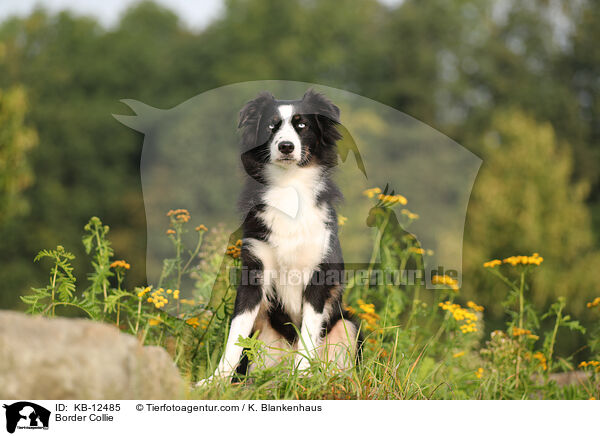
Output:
top-left (257, 165), bottom-right (331, 322)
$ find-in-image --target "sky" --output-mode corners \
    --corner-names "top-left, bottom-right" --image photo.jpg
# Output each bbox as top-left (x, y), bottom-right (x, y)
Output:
top-left (0, 0), bottom-right (405, 30)
top-left (0, 0), bottom-right (225, 30)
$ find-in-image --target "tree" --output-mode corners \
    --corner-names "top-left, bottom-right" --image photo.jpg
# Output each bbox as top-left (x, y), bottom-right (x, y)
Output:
top-left (463, 109), bottom-right (600, 316)
top-left (0, 86), bottom-right (37, 225)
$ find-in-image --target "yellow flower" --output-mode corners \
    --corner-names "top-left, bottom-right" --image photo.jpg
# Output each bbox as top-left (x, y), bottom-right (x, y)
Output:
top-left (166, 229), bottom-right (176, 235)
top-left (512, 327), bottom-right (532, 337)
top-left (180, 298), bottom-right (195, 305)
top-left (483, 259), bottom-right (502, 268)
top-left (460, 322), bottom-right (477, 333)
top-left (439, 300), bottom-right (478, 333)
top-left (377, 193), bottom-right (407, 205)
top-left (167, 208), bottom-right (191, 223)
top-left (533, 351), bottom-right (547, 371)
top-left (148, 318), bottom-right (162, 326)
top-left (432, 274), bottom-right (459, 292)
top-left (586, 297), bottom-right (600, 309)
top-left (226, 244), bottom-right (242, 259)
top-left (110, 260), bottom-right (130, 270)
top-left (467, 301), bottom-right (484, 312)
top-left (186, 317), bottom-right (200, 328)
top-left (173, 290), bottom-right (180, 300)
top-left (338, 215), bottom-right (348, 226)
top-left (453, 351), bottom-right (465, 358)
top-left (502, 253), bottom-right (543, 267)
top-left (195, 224), bottom-right (208, 232)
top-left (475, 367), bottom-right (484, 379)
top-left (358, 302), bottom-right (376, 314)
top-left (363, 187), bottom-right (382, 198)
top-left (356, 300), bottom-right (380, 330)
top-left (578, 361), bottom-right (600, 371)
top-left (166, 289), bottom-right (172, 294)
top-left (137, 286), bottom-right (151, 297)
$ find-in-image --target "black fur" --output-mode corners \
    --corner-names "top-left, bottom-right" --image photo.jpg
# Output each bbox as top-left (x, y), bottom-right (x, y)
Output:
top-left (231, 89), bottom-right (360, 375)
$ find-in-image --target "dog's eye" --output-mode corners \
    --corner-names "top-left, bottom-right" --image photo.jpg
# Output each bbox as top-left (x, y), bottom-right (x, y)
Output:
top-left (268, 123), bottom-right (275, 130)
top-left (297, 122), bottom-right (306, 129)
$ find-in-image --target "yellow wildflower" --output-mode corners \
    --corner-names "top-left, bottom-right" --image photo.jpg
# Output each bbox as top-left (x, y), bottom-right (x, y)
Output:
top-left (467, 301), bottom-right (484, 312)
top-left (502, 253), bottom-right (543, 267)
top-left (195, 224), bottom-right (208, 232)
top-left (512, 327), bottom-right (532, 337)
top-left (166, 229), bottom-right (176, 235)
top-left (148, 318), bottom-right (162, 326)
top-left (110, 260), bottom-right (130, 270)
top-left (586, 297), bottom-right (600, 309)
top-left (137, 286), bottom-right (151, 298)
top-left (338, 215), bottom-right (348, 226)
top-left (226, 244), bottom-right (242, 259)
top-left (578, 361), bottom-right (600, 372)
top-left (167, 208), bottom-right (191, 223)
top-left (358, 302), bottom-right (376, 314)
top-left (166, 289), bottom-right (172, 294)
top-left (173, 289), bottom-right (180, 300)
top-left (363, 187), bottom-right (382, 198)
top-left (432, 274), bottom-right (459, 291)
top-left (475, 367), bottom-right (484, 379)
top-left (439, 300), bottom-right (479, 333)
top-left (186, 317), bottom-right (200, 328)
top-left (532, 351), bottom-right (547, 371)
top-left (483, 259), bottom-right (502, 268)
top-left (453, 351), bottom-right (465, 358)
top-left (460, 322), bottom-right (477, 333)
top-left (377, 193), bottom-right (407, 205)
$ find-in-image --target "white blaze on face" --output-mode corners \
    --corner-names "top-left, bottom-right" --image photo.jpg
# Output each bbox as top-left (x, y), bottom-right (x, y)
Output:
top-left (271, 104), bottom-right (302, 164)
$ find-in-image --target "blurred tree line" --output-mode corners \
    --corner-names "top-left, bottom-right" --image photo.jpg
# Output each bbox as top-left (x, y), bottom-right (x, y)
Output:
top-left (0, 0), bottom-right (599, 339)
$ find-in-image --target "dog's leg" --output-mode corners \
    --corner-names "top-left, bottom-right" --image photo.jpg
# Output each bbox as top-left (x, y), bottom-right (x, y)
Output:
top-left (295, 302), bottom-right (326, 370)
top-left (295, 265), bottom-right (336, 371)
top-left (212, 238), bottom-right (275, 379)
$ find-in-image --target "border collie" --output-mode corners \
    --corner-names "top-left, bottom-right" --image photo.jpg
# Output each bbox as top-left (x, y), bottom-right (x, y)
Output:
top-left (210, 89), bottom-right (359, 380)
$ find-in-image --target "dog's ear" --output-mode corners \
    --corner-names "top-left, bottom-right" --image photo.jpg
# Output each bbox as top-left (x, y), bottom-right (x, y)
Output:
top-left (302, 89), bottom-right (342, 145)
top-left (238, 91), bottom-right (275, 129)
top-left (302, 89), bottom-right (341, 124)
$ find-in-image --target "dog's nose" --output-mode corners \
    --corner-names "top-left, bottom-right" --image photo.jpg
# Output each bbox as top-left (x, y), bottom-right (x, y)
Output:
top-left (278, 141), bottom-right (294, 155)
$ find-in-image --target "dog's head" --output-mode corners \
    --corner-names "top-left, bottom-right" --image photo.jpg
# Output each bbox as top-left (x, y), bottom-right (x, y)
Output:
top-left (239, 89), bottom-right (342, 170)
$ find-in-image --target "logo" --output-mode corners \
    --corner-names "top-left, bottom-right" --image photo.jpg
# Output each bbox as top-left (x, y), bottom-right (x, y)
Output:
top-left (2, 402), bottom-right (50, 434)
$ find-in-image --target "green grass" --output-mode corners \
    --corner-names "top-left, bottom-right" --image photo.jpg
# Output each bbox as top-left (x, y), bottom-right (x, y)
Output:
top-left (20, 200), bottom-right (600, 400)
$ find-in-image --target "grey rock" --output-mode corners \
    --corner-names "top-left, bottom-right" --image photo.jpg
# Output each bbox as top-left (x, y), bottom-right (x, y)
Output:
top-left (0, 310), bottom-right (185, 399)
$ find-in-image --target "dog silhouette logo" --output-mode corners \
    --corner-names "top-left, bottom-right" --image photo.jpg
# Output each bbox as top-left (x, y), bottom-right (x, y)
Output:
top-left (2, 402), bottom-right (50, 434)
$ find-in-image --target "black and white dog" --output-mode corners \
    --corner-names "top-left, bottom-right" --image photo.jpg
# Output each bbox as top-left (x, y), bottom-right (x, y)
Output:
top-left (212, 89), bottom-right (359, 380)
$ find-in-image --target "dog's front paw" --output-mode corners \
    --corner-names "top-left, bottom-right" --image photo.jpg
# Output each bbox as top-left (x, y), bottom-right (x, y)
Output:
top-left (195, 375), bottom-right (214, 387)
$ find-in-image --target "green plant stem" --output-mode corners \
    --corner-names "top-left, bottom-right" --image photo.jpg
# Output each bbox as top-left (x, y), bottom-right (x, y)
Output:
top-left (515, 270), bottom-right (525, 388)
top-left (547, 300), bottom-right (564, 370)
top-left (135, 297), bottom-right (142, 334)
top-left (43, 302), bottom-right (94, 319)
top-left (95, 229), bottom-right (109, 313)
top-left (50, 262), bottom-right (58, 317)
